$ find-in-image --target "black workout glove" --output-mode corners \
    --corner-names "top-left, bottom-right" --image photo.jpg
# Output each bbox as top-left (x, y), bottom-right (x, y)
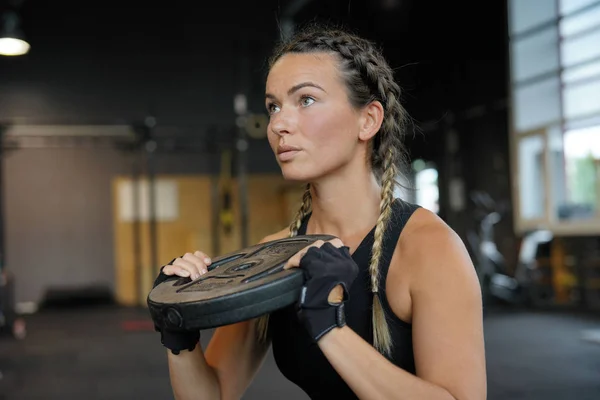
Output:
top-left (149, 259), bottom-right (200, 355)
top-left (297, 243), bottom-right (359, 342)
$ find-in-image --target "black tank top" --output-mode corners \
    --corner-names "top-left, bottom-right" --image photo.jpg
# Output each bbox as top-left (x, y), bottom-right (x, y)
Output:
top-left (270, 199), bottom-right (420, 399)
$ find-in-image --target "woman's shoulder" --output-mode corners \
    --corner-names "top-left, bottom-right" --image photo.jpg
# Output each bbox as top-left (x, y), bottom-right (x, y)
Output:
top-left (393, 206), bottom-right (476, 289)
top-left (259, 227), bottom-right (291, 244)
top-left (398, 206), bottom-right (457, 248)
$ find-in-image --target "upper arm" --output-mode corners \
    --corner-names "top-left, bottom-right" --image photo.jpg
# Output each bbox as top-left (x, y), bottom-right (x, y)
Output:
top-left (398, 222), bottom-right (486, 400)
top-left (204, 227), bottom-right (290, 400)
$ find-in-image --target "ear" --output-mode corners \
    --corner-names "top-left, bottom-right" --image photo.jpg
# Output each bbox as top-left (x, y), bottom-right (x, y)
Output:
top-left (358, 101), bottom-right (384, 142)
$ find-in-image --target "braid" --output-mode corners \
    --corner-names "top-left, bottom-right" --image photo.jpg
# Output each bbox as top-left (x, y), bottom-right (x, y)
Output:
top-left (369, 72), bottom-right (406, 356)
top-left (370, 148), bottom-right (397, 356)
top-left (267, 25), bottom-right (410, 356)
top-left (289, 184), bottom-right (312, 237)
top-left (256, 184), bottom-right (312, 343)
top-left (302, 32), bottom-right (406, 356)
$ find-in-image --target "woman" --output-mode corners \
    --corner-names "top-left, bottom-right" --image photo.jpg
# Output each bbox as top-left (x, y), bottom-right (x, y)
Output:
top-left (151, 25), bottom-right (486, 400)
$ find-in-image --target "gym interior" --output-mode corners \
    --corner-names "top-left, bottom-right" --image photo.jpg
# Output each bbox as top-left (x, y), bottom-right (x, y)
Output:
top-left (1, 0), bottom-right (599, 399)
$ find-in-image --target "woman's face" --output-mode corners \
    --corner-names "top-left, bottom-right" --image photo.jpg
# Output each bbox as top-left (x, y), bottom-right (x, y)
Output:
top-left (265, 52), bottom-right (365, 182)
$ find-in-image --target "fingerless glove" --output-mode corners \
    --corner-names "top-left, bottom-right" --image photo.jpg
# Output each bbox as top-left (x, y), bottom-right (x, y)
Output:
top-left (297, 243), bottom-right (359, 341)
top-left (149, 259), bottom-right (200, 355)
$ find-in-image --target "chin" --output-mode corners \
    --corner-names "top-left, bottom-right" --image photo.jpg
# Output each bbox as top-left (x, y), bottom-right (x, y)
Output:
top-left (277, 162), bottom-right (312, 183)
top-left (279, 161), bottom-right (334, 183)
top-left (280, 167), bottom-right (311, 183)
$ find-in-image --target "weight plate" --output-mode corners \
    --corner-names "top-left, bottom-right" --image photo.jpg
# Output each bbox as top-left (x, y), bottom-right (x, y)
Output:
top-left (147, 234), bottom-right (335, 330)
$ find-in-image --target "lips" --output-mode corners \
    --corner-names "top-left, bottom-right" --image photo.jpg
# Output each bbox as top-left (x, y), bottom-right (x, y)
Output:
top-left (277, 144), bottom-right (301, 154)
top-left (276, 144), bottom-right (301, 161)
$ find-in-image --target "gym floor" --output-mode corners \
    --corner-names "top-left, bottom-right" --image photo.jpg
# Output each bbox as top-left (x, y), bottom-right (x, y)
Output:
top-left (1, 306), bottom-right (599, 400)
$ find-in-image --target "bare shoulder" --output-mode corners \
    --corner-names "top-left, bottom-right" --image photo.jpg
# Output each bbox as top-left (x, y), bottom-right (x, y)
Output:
top-left (392, 208), bottom-right (486, 400)
top-left (395, 207), bottom-right (479, 294)
top-left (259, 227), bottom-right (290, 244)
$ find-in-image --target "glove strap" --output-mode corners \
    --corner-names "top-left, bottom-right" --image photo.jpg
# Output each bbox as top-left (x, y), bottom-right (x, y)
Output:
top-left (299, 302), bottom-right (347, 342)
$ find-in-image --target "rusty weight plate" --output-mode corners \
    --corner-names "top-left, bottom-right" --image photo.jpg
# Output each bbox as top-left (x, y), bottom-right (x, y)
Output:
top-left (147, 234), bottom-right (335, 331)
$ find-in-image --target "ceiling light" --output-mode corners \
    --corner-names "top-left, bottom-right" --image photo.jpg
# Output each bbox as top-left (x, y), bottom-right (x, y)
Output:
top-left (0, 11), bottom-right (30, 56)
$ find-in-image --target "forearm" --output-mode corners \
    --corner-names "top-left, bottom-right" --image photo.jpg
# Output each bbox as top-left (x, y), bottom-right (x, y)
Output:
top-left (167, 346), bottom-right (221, 400)
top-left (318, 326), bottom-right (456, 400)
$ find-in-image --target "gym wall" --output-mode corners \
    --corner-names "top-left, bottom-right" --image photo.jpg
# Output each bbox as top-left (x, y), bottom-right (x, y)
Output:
top-left (112, 174), bottom-right (305, 306)
top-left (4, 139), bottom-right (281, 306)
top-left (0, 6), bottom-right (281, 307)
top-left (5, 147), bottom-right (130, 306)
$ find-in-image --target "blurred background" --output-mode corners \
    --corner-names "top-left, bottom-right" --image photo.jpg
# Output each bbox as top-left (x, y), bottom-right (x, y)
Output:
top-left (0, 0), bottom-right (599, 399)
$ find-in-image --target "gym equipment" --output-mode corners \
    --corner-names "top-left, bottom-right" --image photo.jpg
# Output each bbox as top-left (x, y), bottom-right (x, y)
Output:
top-left (467, 191), bottom-right (553, 306)
top-left (148, 234), bottom-right (335, 331)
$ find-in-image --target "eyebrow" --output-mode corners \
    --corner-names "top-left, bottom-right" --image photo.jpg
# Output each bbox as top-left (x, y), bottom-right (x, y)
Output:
top-left (265, 81), bottom-right (327, 101)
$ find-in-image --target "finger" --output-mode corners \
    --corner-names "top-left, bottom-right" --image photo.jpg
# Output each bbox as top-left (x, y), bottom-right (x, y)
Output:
top-left (327, 284), bottom-right (344, 304)
top-left (284, 240), bottom-right (325, 270)
top-left (181, 253), bottom-right (209, 277)
top-left (283, 251), bottom-right (304, 270)
top-left (193, 251), bottom-right (212, 266)
top-left (327, 238), bottom-right (345, 248)
top-left (161, 264), bottom-right (192, 278)
top-left (173, 257), bottom-right (204, 279)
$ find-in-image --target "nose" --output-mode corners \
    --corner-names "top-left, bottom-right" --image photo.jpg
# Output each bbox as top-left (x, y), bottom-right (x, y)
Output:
top-left (269, 109), bottom-right (294, 137)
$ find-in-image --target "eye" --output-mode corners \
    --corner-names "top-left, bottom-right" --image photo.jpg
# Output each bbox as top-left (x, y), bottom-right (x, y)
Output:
top-left (300, 96), bottom-right (315, 107)
top-left (267, 103), bottom-right (280, 115)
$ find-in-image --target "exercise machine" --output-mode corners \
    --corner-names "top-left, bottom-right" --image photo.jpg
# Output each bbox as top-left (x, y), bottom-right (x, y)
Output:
top-left (467, 191), bottom-right (553, 307)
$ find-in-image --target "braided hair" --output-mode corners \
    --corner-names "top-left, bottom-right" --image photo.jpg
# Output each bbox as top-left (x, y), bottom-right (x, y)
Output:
top-left (256, 25), bottom-right (410, 357)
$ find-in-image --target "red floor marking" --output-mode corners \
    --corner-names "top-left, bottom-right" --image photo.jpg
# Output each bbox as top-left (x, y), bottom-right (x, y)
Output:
top-left (121, 320), bottom-right (155, 331)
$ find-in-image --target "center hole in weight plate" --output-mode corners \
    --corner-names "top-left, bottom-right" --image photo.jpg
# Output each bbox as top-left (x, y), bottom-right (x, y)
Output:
top-left (232, 262), bottom-right (255, 272)
top-left (209, 253), bottom-right (246, 270)
top-left (222, 261), bottom-right (260, 276)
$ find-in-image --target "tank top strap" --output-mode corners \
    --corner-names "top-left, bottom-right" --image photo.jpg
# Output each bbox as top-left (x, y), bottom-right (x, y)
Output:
top-left (377, 199), bottom-right (421, 325)
top-left (296, 199), bottom-right (419, 250)
top-left (297, 213), bottom-right (311, 236)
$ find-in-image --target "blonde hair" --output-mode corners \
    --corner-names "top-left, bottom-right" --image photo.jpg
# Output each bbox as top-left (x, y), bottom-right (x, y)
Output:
top-left (256, 25), bottom-right (409, 357)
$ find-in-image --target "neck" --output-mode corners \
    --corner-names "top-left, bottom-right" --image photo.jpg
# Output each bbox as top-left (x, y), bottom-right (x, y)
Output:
top-left (306, 162), bottom-right (384, 241)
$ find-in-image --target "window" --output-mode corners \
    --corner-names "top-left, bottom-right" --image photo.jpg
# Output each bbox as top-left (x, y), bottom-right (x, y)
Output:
top-left (562, 126), bottom-right (600, 219)
top-left (511, 27), bottom-right (559, 82)
top-left (415, 167), bottom-right (439, 214)
top-left (563, 78), bottom-right (600, 118)
top-left (562, 59), bottom-right (600, 83)
top-left (509, 0), bottom-right (557, 35)
top-left (547, 126), bottom-right (568, 218)
top-left (560, 29), bottom-right (600, 67)
top-left (400, 159), bottom-right (439, 214)
top-left (518, 134), bottom-right (546, 220)
top-left (514, 77), bottom-right (562, 131)
top-left (560, 2), bottom-right (600, 36)
top-left (560, 0), bottom-right (599, 15)
top-left (509, 0), bottom-right (600, 234)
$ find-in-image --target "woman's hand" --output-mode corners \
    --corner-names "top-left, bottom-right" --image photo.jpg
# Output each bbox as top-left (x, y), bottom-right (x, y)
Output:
top-left (284, 238), bottom-right (359, 342)
top-left (161, 251), bottom-right (213, 280)
top-left (150, 250), bottom-right (213, 355)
